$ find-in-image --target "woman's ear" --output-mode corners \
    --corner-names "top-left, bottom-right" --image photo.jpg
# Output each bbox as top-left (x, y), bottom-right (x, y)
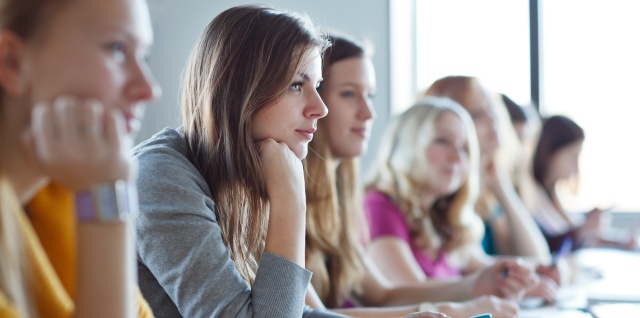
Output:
top-left (0, 31), bottom-right (26, 96)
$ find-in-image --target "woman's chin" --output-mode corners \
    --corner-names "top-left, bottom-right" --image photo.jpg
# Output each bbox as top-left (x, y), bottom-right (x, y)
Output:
top-left (293, 145), bottom-right (307, 160)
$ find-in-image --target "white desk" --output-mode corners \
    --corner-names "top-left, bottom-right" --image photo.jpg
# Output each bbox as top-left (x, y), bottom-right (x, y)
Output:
top-left (520, 248), bottom-right (640, 317)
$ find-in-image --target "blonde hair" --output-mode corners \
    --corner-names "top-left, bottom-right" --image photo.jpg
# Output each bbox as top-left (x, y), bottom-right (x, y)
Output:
top-left (0, 0), bottom-right (72, 316)
top-left (0, 181), bottom-right (30, 317)
top-left (366, 97), bottom-right (484, 255)
top-left (423, 76), bottom-right (501, 219)
top-left (305, 34), bottom-right (368, 308)
top-left (180, 5), bottom-right (329, 285)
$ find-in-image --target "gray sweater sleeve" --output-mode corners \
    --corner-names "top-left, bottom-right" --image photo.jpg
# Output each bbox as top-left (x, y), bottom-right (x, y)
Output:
top-left (133, 128), bottom-right (335, 318)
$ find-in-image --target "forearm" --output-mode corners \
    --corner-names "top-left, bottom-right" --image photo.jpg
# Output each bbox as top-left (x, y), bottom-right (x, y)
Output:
top-left (494, 182), bottom-right (550, 260)
top-left (371, 279), bottom-right (475, 307)
top-left (328, 305), bottom-right (417, 317)
top-left (75, 220), bottom-right (135, 318)
top-left (265, 200), bottom-right (306, 266)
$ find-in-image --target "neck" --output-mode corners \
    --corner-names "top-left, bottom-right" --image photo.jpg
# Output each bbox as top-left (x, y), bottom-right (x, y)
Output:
top-left (542, 176), bottom-right (557, 196)
top-left (2, 97), bottom-right (49, 204)
top-left (331, 158), bottom-right (341, 172)
top-left (418, 189), bottom-right (439, 212)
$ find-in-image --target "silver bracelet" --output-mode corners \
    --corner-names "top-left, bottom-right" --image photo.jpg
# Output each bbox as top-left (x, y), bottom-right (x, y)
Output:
top-left (75, 180), bottom-right (131, 222)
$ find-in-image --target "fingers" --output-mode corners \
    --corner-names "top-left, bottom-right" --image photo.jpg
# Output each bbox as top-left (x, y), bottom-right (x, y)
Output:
top-left (486, 296), bottom-right (519, 318)
top-left (54, 97), bottom-right (76, 142)
top-left (496, 259), bottom-right (537, 300)
top-left (105, 104), bottom-right (128, 152)
top-left (493, 301), bottom-right (519, 318)
top-left (463, 296), bottom-right (519, 318)
top-left (537, 278), bottom-right (559, 303)
top-left (28, 96), bottom-right (132, 190)
top-left (536, 264), bottom-right (561, 285)
top-left (31, 102), bottom-right (56, 164)
top-left (78, 99), bottom-right (104, 155)
top-left (256, 138), bottom-right (305, 203)
top-left (497, 276), bottom-right (525, 300)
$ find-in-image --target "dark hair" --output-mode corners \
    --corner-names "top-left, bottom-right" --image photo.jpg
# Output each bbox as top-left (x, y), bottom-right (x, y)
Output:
top-left (317, 35), bottom-right (367, 94)
top-left (501, 93), bottom-right (527, 124)
top-left (181, 4), bottom-right (329, 285)
top-left (532, 115), bottom-right (584, 194)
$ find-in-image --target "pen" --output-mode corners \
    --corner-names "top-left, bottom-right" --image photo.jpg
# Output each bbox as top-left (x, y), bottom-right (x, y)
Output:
top-left (552, 237), bottom-right (573, 267)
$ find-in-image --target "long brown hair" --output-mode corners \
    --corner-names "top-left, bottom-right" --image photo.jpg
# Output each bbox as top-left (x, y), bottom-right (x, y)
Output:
top-left (305, 35), bottom-right (368, 307)
top-left (0, 0), bottom-right (70, 316)
top-left (180, 5), bottom-right (329, 285)
top-left (366, 97), bottom-right (483, 256)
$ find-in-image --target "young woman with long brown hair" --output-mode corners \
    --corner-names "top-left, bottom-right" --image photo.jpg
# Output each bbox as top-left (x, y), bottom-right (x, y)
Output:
top-left (132, 5), bottom-right (352, 317)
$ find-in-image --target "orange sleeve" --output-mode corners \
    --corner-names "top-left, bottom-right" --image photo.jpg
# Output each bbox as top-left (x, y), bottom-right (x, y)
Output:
top-left (27, 183), bottom-right (154, 317)
top-left (26, 183), bottom-right (77, 298)
top-left (0, 292), bottom-right (20, 318)
top-left (13, 194), bottom-right (74, 318)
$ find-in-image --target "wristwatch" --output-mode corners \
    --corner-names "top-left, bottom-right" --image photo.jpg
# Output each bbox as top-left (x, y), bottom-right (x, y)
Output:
top-left (75, 180), bottom-right (132, 222)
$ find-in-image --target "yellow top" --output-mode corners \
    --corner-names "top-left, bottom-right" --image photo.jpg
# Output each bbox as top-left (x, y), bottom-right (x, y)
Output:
top-left (0, 184), bottom-right (74, 317)
top-left (0, 292), bottom-right (20, 318)
top-left (0, 183), bottom-right (153, 317)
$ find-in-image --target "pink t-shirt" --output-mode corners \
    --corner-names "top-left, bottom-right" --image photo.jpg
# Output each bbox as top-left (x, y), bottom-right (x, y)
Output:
top-left (364, 190), bottom-right (461, 278)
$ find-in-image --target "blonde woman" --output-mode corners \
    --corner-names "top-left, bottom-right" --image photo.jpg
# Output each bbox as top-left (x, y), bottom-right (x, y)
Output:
top-left (303, 35), bottom-right (528, 318)
top-left (366, 97), bottom-right (484, 279)
top-left (423, 76), bottom-right (550, 261)
top-left (0, 0), bottom-right (159, 316)
top-left (419, 76), bottom-right (559, 302)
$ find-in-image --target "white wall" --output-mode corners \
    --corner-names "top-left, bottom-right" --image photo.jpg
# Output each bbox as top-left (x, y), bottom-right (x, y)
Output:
top-left (142, 0), bottom-right (391, 173)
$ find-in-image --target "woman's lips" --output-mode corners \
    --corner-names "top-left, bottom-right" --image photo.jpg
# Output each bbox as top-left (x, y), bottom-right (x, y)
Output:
top-left (351, 128), bottom-right (368, 138)
top-left (296, 128), bottom-right (316, 141)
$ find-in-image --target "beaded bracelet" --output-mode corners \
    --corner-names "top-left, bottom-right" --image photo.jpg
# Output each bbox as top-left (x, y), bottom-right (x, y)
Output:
top-left (75, 180), bottom-right (131, 222)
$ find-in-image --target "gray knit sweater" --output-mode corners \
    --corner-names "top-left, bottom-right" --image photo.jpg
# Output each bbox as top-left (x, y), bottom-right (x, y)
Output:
top-left (132, 128), bottom-right (344, 318)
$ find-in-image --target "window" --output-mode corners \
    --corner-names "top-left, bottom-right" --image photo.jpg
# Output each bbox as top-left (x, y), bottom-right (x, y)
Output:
top-left (541, 0), bottom-right (640, 212)
top-left (415, 0), bottom-right (530, 107)
top-left (395, 0), bottom-right (640, 211)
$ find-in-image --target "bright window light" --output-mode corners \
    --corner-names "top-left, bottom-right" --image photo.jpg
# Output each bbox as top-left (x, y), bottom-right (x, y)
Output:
top-left (541, 0), bottom-right (640, 212)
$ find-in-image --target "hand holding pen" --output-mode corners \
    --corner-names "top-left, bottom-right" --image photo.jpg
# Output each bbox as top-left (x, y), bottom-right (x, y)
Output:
top-left (472, 258), bottom-right (537, 301)
top-left (536, 236), bottom-right (573, 286)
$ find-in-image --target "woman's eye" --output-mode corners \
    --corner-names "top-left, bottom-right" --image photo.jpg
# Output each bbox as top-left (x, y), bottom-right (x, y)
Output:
top-left (106, 42), bottom-right (126, 62)
top-left (340, 91), bottom-right (355, 97)
top-left (290, 81), bottom-right (305, 92)
top-left (435, 137), bottom-right (449, 145)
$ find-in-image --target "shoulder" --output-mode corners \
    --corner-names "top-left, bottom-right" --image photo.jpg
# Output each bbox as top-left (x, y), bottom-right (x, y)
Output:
top-left (364, 189), bottom-right (396, 207)
top-left (132, 127), bottom-right (190, 168)
top-left (364, 190), bottom-right (403, 216)
top-left (132, 128), bottom-right (210, 196)
top-left (364, 190), bottom-right (411, 239)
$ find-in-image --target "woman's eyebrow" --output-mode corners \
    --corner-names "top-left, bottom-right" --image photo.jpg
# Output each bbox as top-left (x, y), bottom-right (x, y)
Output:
top-left (297, 72), bottom-right (322, 84)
